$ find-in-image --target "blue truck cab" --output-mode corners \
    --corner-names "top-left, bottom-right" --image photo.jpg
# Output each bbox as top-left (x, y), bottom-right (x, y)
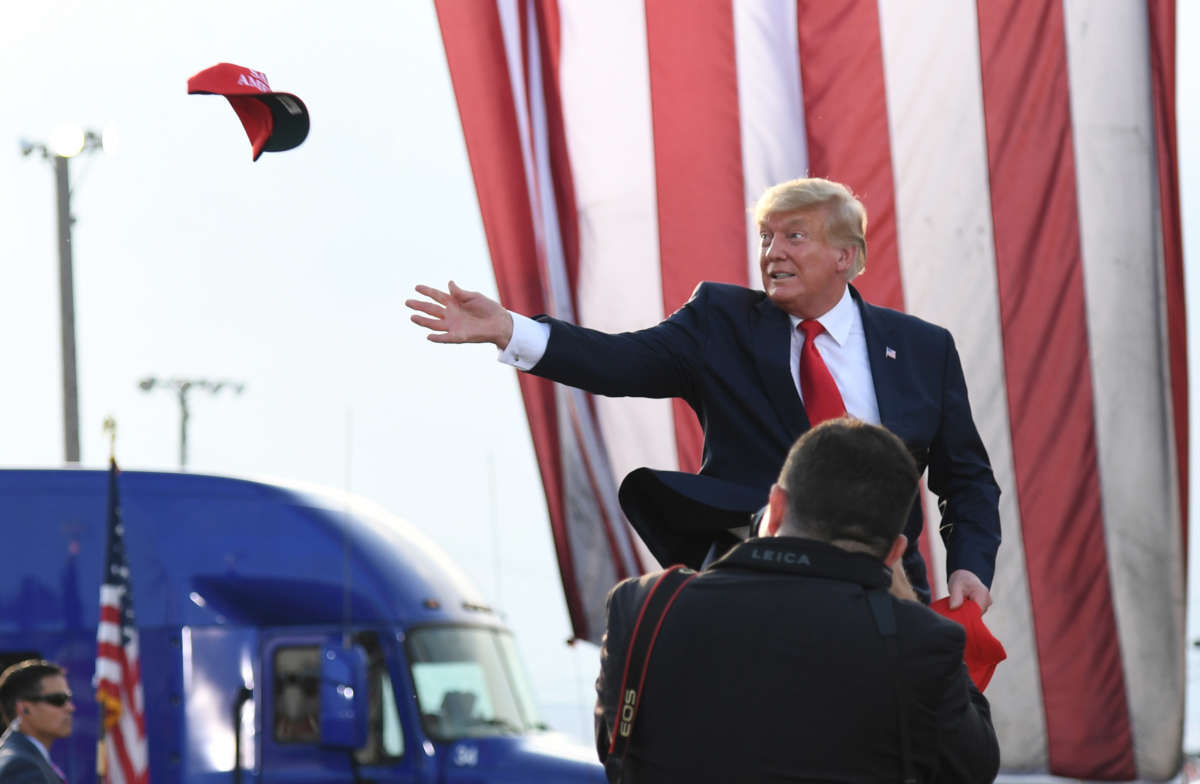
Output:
top-left (0, 469), bottom-right (605, 783)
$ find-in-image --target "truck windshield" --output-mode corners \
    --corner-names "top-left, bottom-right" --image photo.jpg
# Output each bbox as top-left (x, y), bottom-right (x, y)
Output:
top-left (407, 626), bottom-right (545, 741)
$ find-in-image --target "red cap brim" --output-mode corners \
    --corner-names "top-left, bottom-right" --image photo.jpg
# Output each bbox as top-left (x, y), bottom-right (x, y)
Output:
top-left (226, 97), bottom-right (274, 161)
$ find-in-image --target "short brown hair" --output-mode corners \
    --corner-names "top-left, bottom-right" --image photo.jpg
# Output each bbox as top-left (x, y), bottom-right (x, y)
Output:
top-left (0, 659), bottom-right (64, 724)
top-left (776, 418), bottom-right (918, 557)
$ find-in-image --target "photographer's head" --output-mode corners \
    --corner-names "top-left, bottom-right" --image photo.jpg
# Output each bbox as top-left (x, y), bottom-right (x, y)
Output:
top-left (764, 418), bottom-right (918, 565)
top-left (0, 659), bottom-right (74, 746)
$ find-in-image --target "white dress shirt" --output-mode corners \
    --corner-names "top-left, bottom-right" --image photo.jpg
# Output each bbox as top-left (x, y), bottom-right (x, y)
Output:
top-left (498, 313), bottom-right (551, 370)
top-left (790, 286), bottom-right (881, 425)
top-left (497, 285), bottom-right (881, 425)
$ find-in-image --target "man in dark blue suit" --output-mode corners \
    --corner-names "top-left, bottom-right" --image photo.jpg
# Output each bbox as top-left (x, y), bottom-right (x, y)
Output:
top-left (408, 177), bottom-right (1000, 610)
top-left (0, 659), bottom-right (74, 783)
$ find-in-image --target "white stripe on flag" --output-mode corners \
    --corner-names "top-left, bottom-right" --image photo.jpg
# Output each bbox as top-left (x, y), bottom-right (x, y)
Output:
top-left (94, 657), bottom-right (122, 683)
top-left (97, 621), bottom-right (122, 646)
top-left (876, 0), bottom-right (1046, 767)
top-left (522, 2), bottom-right (644, 577)
top-left (1064, 1), bottom-right (1183, 776)
top-left (106, 757), bottom-right (128, 784)
top-left (557, 1), bottom-right (678, 481)
top-left (497, 0), bottom-right (541, 269)
top-left (520, 0), bottom-right (573, 322)
top-left (99, 584), bottom-right (124, 605)
top-left (118, 699), bottom-right (148, 771)
top-left (732, 0), bottom-right (807, 286)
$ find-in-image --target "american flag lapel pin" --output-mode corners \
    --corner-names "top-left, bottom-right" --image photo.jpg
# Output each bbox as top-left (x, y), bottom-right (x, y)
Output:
top-left (885, 347), bottom-right (896, 359)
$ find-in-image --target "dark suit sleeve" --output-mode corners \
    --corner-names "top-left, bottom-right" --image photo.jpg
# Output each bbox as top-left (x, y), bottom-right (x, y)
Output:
top-left (530, 285), bottom-right (709, 403)
top-left (0, 755), bottom-right (52, 784)
top-left (927, 332), bottom-right (1002, 587)
top-left (899, 605), bottom-right (998, 783)
top-left (933, 663), bottom-right (1001, 784)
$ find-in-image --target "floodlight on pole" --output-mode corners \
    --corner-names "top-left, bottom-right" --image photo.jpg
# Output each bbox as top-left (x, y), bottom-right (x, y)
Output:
top-left (20, 126), bottom-right (107, 464)
top-left (138, 376), bottom-right (246, 469)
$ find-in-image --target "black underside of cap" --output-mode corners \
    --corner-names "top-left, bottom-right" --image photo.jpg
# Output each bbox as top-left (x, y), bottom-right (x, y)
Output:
top-left (259, 93), bottom-right (310, 152)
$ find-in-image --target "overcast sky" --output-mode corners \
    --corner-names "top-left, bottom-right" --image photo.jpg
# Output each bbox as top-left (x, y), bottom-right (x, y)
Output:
top-left (1, 0), bottom-right (1196, 750)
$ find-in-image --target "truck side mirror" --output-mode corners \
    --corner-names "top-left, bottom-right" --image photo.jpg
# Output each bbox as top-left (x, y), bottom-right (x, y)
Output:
top-left (318, 643), bottom-right (368, 749)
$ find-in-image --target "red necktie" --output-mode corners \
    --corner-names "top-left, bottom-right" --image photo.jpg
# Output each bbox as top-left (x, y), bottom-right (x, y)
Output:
top-left (798, 320), bottom-right (845, 425)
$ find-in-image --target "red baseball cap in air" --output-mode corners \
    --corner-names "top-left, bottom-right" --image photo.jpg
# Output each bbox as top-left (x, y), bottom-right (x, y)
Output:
top-left (930, 597), bottom-right (1007, 691)
top-left (187, 63), bottom-right (309, 160)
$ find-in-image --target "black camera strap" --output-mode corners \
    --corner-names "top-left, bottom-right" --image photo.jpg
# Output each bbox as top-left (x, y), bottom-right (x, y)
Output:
top-left (867, 586), bottom-right (917, 784)
top-left (606, 565), bottom-right (698, 780)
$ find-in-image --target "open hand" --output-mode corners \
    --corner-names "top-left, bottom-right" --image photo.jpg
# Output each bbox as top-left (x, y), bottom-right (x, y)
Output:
top-left (406, 281), bottom-right (514, 348)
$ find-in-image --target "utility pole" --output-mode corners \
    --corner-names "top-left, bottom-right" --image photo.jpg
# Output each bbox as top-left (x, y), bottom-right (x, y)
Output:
top-left (138, 377), bottom-right (245, 469)
top-left (21, 127), bottom-right (107, 463)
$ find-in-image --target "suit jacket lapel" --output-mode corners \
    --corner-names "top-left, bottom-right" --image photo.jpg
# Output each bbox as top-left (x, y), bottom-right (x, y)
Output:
top-left (752, 297), bottom-right (809, 435)
top-left (853, 285), bottom-right (898, 430)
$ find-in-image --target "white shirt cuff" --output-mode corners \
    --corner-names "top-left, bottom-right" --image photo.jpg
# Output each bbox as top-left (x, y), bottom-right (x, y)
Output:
top-left (497, 312), bottom-right (550, 371)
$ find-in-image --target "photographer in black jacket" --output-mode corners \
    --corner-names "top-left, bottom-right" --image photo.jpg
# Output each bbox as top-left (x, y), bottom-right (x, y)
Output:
top-left (595, 418), bottom-right (999, 783)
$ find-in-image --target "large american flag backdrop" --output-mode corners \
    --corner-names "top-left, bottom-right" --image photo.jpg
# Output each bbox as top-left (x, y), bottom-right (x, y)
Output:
top-left (435, 1), bottom-right (1186, 779)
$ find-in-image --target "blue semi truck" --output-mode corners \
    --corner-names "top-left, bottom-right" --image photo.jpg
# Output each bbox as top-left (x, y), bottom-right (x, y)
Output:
top-left (0, 468), bottom-right (605, 783)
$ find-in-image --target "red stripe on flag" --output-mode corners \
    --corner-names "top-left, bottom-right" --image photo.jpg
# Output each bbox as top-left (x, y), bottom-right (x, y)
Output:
top-left (97, 641), bottom-right (124, 661)
top-left (795, 0), bottom-right (903, 312)
top-left (644, 0), bottom-right (747, 474)
top-left (97, 652), bottom-right (146, 731)
top-left (976, 1), bottom-right (1135, 777)
top-left (100, 605), bottom-right (120, 623)
top-left (108, 713), bottom-right (144, 784)
top-left (1147, 0), bottom-right (1188, 559)
top-left (122, 655), bottom-right (146, 732)
top-left (435, 0), bottom-right (589, 638)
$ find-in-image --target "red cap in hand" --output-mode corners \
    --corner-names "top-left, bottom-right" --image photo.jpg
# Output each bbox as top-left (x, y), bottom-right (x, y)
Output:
top-left (930, 597), bottom-right (1007, 691)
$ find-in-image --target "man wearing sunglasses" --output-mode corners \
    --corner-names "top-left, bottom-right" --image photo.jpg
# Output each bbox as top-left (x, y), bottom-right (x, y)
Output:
top-left (0, 659), bottom-right (74, 783)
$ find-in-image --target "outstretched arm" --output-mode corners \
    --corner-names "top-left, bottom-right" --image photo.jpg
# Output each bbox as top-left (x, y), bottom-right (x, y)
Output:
top-left (406, 281), bottom-right (514, 348)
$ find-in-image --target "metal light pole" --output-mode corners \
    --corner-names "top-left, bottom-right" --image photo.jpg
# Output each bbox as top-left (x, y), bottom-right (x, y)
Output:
top-left (138, 377), bottom-right (245, 469)
top-left (21, 128), bottom-right (106, 464)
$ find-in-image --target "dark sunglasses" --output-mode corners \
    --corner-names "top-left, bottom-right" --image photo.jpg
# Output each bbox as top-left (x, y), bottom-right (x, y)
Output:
top-left (27, 692), bottom-right (73, 707)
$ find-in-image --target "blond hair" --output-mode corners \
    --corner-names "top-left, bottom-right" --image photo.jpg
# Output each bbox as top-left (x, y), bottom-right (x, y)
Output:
top-left (753, 178), bottom-right (867, 278)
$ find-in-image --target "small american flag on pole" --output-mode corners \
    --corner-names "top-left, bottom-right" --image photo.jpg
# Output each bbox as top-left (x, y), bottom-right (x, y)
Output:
top-left (94, 457), bottom-right (149, 784)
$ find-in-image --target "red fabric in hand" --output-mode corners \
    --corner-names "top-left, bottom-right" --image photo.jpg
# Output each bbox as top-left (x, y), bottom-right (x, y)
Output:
top-left (929, 598), bottom-right (1006, 691)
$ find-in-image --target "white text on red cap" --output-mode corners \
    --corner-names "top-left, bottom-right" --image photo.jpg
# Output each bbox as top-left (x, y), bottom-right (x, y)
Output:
top-left (236, 71), bottom-right (270, 93)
